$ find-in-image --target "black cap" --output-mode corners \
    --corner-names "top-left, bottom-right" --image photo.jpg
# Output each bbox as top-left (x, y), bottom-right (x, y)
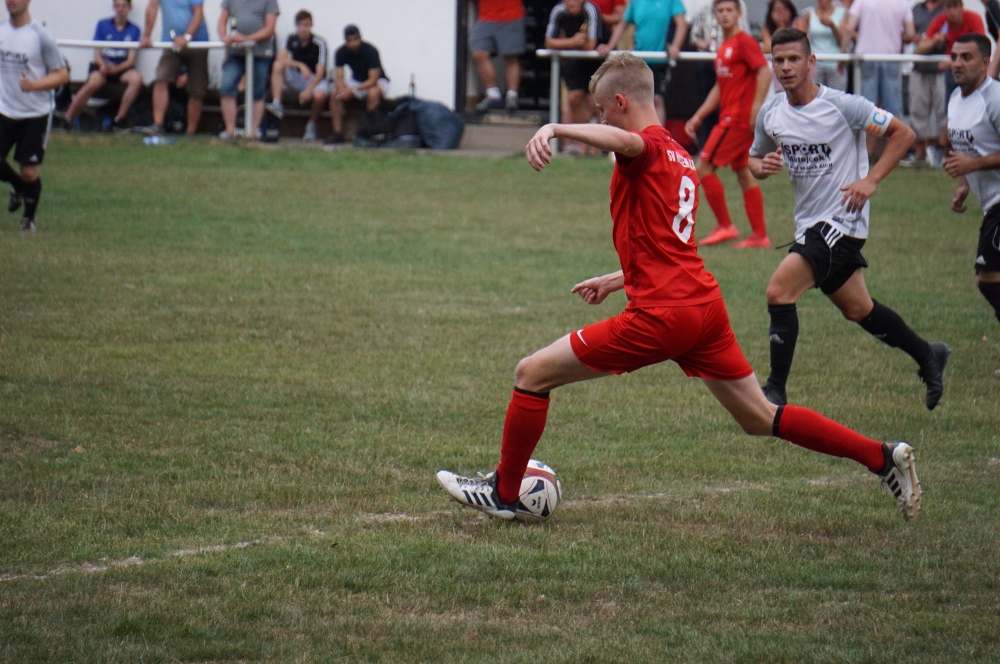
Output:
top-left (344, 24), bottom-right (360, 38)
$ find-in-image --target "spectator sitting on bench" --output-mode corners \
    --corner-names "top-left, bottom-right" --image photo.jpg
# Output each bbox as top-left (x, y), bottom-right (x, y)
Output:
top-left (326, 24), bottom-right (388, 145)
top-left (63, 0), bottom-right (142, 131)
top-left (266, 9), bottom-right (329, 141)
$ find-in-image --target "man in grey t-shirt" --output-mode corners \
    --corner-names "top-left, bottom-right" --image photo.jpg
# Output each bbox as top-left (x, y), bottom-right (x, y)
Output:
top-left (217, 0), bottom-right (279, 139)
top-left (911, 0), bottom-right (946, 166)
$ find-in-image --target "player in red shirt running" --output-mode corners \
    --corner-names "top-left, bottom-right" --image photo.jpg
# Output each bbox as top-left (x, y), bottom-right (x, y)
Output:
top-left (685, 0), bottom-right (772, 248)
top-left (436, 53), bottom-right (923, 523)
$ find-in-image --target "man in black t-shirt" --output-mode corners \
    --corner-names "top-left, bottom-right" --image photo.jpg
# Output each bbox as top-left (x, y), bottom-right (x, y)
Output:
top-left (267, 9), bottom-right (329, 140)
top-left (544, 0), bottom-right (602, 153)
top-left (327, 24), bottom-right (389, 144)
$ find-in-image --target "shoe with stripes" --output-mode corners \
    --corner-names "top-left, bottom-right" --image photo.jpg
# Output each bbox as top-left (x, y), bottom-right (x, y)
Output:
top-left (876, 442), bottom-right (921, 521)
top-left (436, 469), bottom-right (517, 520)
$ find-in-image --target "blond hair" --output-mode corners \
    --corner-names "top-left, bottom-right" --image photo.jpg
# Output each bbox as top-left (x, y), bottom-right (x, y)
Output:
top-left (588, 52), bottom-right (654, 104)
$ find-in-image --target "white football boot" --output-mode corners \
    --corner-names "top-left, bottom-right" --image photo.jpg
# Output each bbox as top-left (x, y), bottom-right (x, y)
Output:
top-left (876, 442), bottom-right (922, 521)
top-left (436, 470), bottom-right (517, 520)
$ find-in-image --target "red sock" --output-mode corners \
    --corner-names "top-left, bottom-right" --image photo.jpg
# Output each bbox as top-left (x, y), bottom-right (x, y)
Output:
top-left (776, 405), bottom-right (885, 472)
top-left (701, 172), bottom-right (733, 228)
top-left (743, 186), bottom-right (767, 238)
top-left (496, 389), bottom-right (550, 504)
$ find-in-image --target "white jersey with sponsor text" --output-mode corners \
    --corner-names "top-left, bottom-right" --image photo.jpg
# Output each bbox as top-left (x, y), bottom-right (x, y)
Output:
top-left (751, 85), bottom-right (893, 241)
top-left (0, 19), bottom-right (64, 119)
top-left (947, 76), bottom-right (1000, 215)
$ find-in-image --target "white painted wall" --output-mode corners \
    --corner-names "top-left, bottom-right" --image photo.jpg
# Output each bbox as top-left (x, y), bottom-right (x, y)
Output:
top-left (28, 0), bottom-right (459, 107)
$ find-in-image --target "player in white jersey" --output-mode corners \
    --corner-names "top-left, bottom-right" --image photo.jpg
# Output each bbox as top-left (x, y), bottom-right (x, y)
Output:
top-left (943, 34), bottom-right (1000, 328)
top-left (748, 28), bottom-right (950, 410)
top-left (0, 0), bottom-right (68, 232)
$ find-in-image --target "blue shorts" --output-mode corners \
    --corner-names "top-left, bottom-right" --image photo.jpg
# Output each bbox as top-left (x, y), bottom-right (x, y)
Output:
top-left (220, 55), bottom-right (271, 101)
top-left (859, 61), bottom-right (902, 118)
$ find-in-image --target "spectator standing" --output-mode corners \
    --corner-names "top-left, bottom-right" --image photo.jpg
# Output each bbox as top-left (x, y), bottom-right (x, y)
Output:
top-left (910, 0), bottom-right (947, 166)
top-left (589, 0), bottom-right (625, 32)
top-left (545, 0), bottom-right (601, 154)
top-left (842, 0), bottom-right (916, 122)
top-left (218, 0), bottom-right (279, 140)
top-left (599, 0), bottom-right (688, 125)
top-left (267, 9), bottom-right (328, 141)
top-left (982, 0), bottom-right (1000, 40)
top-left (761, 0), bottom-right (798, 54)
top-left (800, 0), bottom-right (847, 91)
top-left (471, 0), bottom-right (524, 111)
top-left (328, 25), bottom-right (389, 145)
top-left (140, 0), bottom-right (209, 136)
top-left (63, 0), bottom-right (142, 131)
top-left (690, 0), bottom-right (748, 53)
top-left (918, 0), bottom-right (985, 99)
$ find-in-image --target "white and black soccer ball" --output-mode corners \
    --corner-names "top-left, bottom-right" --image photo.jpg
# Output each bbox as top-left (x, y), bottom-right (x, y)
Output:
top-left (514, 459), bottom-right (562, 523)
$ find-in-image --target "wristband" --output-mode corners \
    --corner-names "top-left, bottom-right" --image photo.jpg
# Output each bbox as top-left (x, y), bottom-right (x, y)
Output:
top-left (183, 33), bottom-right (192, 43)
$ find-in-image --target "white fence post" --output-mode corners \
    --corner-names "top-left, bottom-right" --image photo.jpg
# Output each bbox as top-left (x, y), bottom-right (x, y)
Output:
top-left (549, 54), bottom-right (560, 153)
top-left (245, 44), bottom-right (255, 139)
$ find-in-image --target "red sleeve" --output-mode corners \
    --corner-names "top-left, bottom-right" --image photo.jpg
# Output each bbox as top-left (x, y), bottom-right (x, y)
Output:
top-left (614, 131), bottom-right (653, 176)
top-left (926, 13), bottom-right (945, 37)
top-left (739, 33), bottom-right (767, 70)
top-left (968, 12), bottom-right (986, 34)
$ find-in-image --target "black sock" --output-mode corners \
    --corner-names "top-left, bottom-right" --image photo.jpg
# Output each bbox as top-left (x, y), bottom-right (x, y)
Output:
top-left (766, 303), bottom-right (799, 393)
top-left (0, 160), bottom-right (24, 191)
top-left (22, 178), bottom-right (40, 219)
top-left (857, 299), bottom-right (932, 366)
top-left (514, 386), bottom-right (550, 399)
top-left (979, 282), bottom-right (1000, 324)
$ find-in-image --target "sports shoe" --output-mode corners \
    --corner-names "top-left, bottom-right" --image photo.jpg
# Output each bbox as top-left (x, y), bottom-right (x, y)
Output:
top-left (141, 124), bottom-right (164, 137)
top-left (20, 216), bottom-right (35, 232)
top-left (504, 93), bottom-right (519, 111)
top-left (436, 469), bottom-right (517, 520)
top-left (324, 131), bottom-right (345, 145)
top-left (266, 100), bottom-right (285, 119)
top-left (8, 188), bottom-right (22, 213)
top-left (762, 383), bottom-right (787, 406)
top-left (733, 234), bottom-right (772, 249)
top-left (700, 225), bottom-right (740, 246)
top-left (111, 117), bottom-right (131, 134)
top-left (303, 120), bottom-right (317, 141)
top-left (875, 442), bottom-right (921, 521)
top-left (475, 95), bottom-right (504, 112)
top-left (918, 341), bottom-right (950, 411)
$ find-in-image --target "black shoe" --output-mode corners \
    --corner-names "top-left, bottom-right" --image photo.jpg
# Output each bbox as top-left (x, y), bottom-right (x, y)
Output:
top-left (918, 341), bottom-right (950, 410)
top-left (324, 131), bottom-right (345, 145)
top-left (762, 383), bottom-right (787, 406)
top-left (8, 188), bottom-right (22, 213)
top-left (111, 117), bottom-right (131, 134)
top-left (20, 216), bottom-right (35, 232)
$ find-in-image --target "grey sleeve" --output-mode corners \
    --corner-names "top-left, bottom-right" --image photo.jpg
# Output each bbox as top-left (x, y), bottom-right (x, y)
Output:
top-left (984, 81), bottom-right (1000, 138)
top-left (34, 24), bottom-right (65, 72)
top-left (220, 0), bottom-right (230, 12)
top-left (828, 89), bottom-right (881, 133)
top-left (265, 0), bottom-right (279, 15)
top-left (749, 98), bottom-right (779, 157)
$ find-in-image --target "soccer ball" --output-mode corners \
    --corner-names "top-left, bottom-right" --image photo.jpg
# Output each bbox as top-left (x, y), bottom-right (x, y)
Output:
top-left (514, 460), bottom-right (562, 523)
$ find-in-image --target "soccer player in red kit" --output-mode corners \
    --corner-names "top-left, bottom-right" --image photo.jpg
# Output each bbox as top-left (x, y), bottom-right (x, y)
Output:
top-left (436, 53), bottom-right (923, 523)
top-left (685, 0), bottom-right (772, 248)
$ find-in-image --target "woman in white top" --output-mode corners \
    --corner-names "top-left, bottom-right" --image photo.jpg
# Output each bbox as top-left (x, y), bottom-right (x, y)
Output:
top-left (799, 0), bottom-right (848, 91)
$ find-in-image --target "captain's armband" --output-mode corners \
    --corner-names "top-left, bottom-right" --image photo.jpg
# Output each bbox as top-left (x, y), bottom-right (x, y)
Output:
top-left (863, 107), bottom-right (893, 137)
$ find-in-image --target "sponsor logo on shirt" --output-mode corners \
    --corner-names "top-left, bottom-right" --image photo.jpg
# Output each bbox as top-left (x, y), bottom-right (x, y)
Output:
top-left (0, 50), bottom-right (29, 66)
top-left (778, 141), bottom-right (834, 177)
top-left (948, 127), bottom-right (976, 155)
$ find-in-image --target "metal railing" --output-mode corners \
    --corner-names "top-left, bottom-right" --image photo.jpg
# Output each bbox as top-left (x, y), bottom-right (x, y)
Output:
top-left (536, 49), bottom-right (950, 151)
top-left (57, 39), bottom-right (255, 138)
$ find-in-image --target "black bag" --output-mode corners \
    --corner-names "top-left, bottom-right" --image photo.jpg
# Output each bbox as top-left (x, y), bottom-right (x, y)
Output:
top-left (260, 110), bottom-right (281, 142)
top-left (355, 108), bottom-right (395, 145)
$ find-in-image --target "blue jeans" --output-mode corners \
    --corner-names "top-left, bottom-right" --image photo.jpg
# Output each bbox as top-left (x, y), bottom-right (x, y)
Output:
top-left (220, 55), bottom-right (271, 100)
top-left (860, 61), bottom-right (902, 117)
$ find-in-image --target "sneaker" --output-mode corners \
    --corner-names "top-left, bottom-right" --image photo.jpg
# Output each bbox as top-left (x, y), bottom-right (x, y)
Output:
top-left (141, 124), bottom-right (164, 137)
top-left (733, 234), bottom-right (772, 249)
top-left (436, 469), bottom-right (517, 520)
top-left (898, 153), bottom-right (920, 168)
top-left (926, 145), bottom-right (943, 169)
top-left (8, 188), bottom-right (22, 213)
top-left (475, 95), bottom-right (504, 112)
top-left (918, 341), bottom-right (951, 411)
top-left (762, 383), bottom-right (787, 406)
top-left (19, 216), bottom-right (35, 232)
top-left (324, 131), bottom-right (345, 145)
top-left (700, 225), bottom-right (740, 246)
top-left (266, 100), bottom-right (284, 119)
top-left (216, 130), bottom-right (234, 141)
top-left (303, 120), bottom-right (317, 141)
top-left (111, 117), bottom-right (130, 134)
top-left (875, 442), bottom-right (921, 521)
top-left (504, 94), bottom-right (519, 111)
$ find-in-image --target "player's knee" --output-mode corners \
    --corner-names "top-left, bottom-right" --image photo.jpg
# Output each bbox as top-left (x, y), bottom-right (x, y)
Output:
top-left (20, 168), bottom-right (39, 183)
top-left (839, 302), bottom-right (871, 323)
top-left (765, 282), bottom-right (791, 306)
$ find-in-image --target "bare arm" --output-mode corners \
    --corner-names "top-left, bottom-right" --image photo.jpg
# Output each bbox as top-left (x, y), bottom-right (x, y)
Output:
top-left (902, 19), bottom-right (917, 45)
top-left (185, 4), bottom-right (204, 40)
top-left (841, 13), bottom-right (858, 49)
top-left (545, 33), bottom-right (591, 50)
top-left (943, 149), bottom-right (1000, 178)
top-left (750, 65), bottom-right (771, 130)
top-left (839, 117), bottom-right (915, 213)
top-left (218, 8), bottom-right (231, 45)
top-left (108, 48), bottom-right (138, 75)
top-left (572, 271), bottom-right (625, 305)
top-left (601, 4), bottom-right (625, 27)
top-left (684, 84), bottom-right (720, 138)
top-left (952, 176), bottom-right (971, 213)
top-left (356, 67), bottom-right (381, 91)
top-left (598, 20), bottom-right (629, 56)
top-left (140, 0), bottom-right (158, 48)
top-left (990, 46), bottom-right (1000, 79)
top-left (748, 149), bottom-right (784, 180)
top-left (526, 123), bottom-right (644, 171)
top-left (668, 14), bottom-right (688, 62)
top-left (20, 66), bottom-right (69, 92)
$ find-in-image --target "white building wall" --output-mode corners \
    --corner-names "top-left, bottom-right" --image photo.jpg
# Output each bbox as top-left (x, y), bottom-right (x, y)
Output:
top-left (30, 0), bottom-right (459, 108)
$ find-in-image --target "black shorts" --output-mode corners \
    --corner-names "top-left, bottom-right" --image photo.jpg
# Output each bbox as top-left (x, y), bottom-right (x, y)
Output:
top-left (88, 61), bottom-right (129, 84)
top-left (562, 59), bottom-right (601, 92)
top-left (0, 113), bottom-right (50, 166)
top-left (976, 204), bottom-right (1000, 274)
top-left (789, 221), bottom-right (869, 295)
top-left (649, 64), bottom-right (669, 97)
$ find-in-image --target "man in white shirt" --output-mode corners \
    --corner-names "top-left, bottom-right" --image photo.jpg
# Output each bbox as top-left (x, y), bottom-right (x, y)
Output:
top-left (944, 33), bottom-right (1000, 327)
top-left (748, 28), bottom-right (949, 410)
top-left (0, 0), bottom-right (69, 232)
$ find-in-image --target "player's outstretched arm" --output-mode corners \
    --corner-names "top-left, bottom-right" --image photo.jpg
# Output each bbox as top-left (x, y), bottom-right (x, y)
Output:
top-left (840, 117), bottom-right (914, 213)
top-left (526, 124), bottom-right (643, 171)
top-left (571, 271), bottom-right (624, 305)
top-left (952, 176), bottom-right (971, 213)
top-left (748, 148), bottom-right (783, 180)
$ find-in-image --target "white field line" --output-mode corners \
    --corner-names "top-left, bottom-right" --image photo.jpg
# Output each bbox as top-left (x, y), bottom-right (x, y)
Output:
top-left (0, 535), bottom-right (284, 583)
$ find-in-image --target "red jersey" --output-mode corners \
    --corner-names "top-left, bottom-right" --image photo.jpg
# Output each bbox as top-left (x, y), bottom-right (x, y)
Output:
top-left (477, 0), bottom-right (524, 22)
top-left (610, 126), bottom-right (722, 308)
top-left (714, 31), bottom-right (767, 127)
top-left (926, 11), bottom-right (985, 54)
top-left (589, 0), bottom-right (625, 16)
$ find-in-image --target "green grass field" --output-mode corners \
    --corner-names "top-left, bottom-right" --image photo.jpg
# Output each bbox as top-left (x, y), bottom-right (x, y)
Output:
top-left (1, 134), bottom-right (998, 663)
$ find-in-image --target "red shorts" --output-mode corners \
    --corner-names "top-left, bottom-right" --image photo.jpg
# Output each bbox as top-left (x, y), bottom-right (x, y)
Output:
top-left (699, 122), bottom-right (753, 170)
top-left (569, 299), bottom-right (754, 380)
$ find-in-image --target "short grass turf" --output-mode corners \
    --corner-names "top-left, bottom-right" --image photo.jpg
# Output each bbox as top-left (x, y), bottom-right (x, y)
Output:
top-left (1, 134), bottom-right (998, 663)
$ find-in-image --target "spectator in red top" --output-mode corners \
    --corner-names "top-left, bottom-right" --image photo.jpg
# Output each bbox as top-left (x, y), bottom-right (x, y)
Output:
top-left (471, 0), bottom-right (525, 111)
top-left (589, 0), bottom-right (625, 31)
top-left (918, 0), bottom-right (985, 98)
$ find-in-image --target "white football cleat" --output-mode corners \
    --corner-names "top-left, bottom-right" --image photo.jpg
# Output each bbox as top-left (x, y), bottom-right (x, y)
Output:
top-left (877, 442), bottom-right (922, 521)
top-left (436, 470), bottom-right (517, 520)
